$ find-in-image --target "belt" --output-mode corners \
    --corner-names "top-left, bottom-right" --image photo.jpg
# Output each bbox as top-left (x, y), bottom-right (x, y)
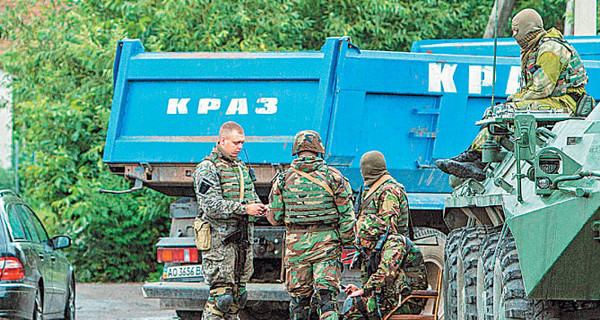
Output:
top-left (286, 224), bottom-right (338, 233)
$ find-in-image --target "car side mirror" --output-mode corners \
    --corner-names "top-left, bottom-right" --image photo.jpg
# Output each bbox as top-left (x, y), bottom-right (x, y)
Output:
top-left (52, 235), bottom-right (72, 250)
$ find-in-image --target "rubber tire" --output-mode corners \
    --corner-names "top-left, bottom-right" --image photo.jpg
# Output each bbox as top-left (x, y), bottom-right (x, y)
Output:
top-left (176, 310), bottom-right (202, 320)
top-left (491, 233), bottom-right (532, 320)
top-left (457, 227), bottom-right (485, 320)
top-left (443, 228), bottom-right (463, 320)
top-left (64, 278), bottom-right (76, 320)
top-left (33, 287), bottom-right (43, 320)
top-left (480, 230), bottom-right (500, 320)
top-left (413, 226), bottom-right (446, 320)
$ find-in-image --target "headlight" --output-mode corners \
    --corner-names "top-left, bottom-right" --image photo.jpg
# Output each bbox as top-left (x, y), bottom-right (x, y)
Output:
top-left (536, 177), bottom-right (551, 189)
top-left (538, 151), bottom-right (561, 174)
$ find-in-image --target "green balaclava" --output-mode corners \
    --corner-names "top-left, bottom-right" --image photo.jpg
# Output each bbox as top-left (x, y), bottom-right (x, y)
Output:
top-left (360, 151), bottom-right (389, 187)
top-left (511, 8), bottom-right (545, 50)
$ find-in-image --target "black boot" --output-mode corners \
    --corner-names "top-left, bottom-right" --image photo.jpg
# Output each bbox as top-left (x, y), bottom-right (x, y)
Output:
top-left (441, 160), bottom-right (486, 181)
top-left (450, 150), bottom-right (482, 162)
top-left (435, 150), bottom-right (482, 175)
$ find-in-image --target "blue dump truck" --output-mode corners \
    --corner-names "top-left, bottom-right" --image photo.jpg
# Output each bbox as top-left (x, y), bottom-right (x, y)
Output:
top-left (103, 36), bottom-right (600, 319)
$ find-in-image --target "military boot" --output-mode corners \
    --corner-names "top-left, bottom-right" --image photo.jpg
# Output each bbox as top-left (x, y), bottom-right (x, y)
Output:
top-left (435, 150), bottom-right (482, 175)
top-left (441, 160), bottom-right (486, 181)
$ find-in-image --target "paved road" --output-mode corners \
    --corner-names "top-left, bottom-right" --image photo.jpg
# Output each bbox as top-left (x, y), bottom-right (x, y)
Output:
top-left (76, 283), bottom-right (178, 320)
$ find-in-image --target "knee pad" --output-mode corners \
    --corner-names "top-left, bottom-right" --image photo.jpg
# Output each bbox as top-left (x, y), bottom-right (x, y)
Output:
top-left (209, 286), bottom-right (234, 313)
top-left (216, 294), bottom-right (234, 313)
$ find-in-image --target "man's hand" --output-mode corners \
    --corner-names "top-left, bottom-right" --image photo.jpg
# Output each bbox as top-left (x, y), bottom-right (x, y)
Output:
top-left (246, 203), bottom-right (267, 216)
top-left (342, 284), bottom-right (360, 296)
top-left (348, 288), bottom-right (364, 298)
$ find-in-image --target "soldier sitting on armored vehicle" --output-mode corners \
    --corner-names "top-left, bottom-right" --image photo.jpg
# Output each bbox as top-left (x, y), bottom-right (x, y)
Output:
top-left (436, 8), bottom-right (593, 182)
top-left (342, 214), bottom-right (428, 319)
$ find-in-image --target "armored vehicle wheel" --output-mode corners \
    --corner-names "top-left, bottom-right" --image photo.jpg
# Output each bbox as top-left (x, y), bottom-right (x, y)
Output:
top-left (479, 230), bottom-right (500, 320)
top-left (443, 229), bottom-right (463, 320)
top-left (413, 227), bottom-right (446, 320)
top-left (457, 227), bottom-right (485, 320)
top-left (489, 233), bottom-right (532, 320)
top-left (532, 300), bottom-right (600, 319)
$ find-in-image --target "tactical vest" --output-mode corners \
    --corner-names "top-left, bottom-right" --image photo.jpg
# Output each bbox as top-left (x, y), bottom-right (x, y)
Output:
top-left (523, 36), bottom-right (588, 97)
top-left (282, 169), bottom-right (339, 227)
top-left (205, 153), bottom-right (257, 206)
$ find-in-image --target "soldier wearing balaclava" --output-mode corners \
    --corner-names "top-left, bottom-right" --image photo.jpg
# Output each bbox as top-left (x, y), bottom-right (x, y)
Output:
top-left (358, 151), bottom-right (410, 236)
top-left (435, 8), bottom-right (592, 182)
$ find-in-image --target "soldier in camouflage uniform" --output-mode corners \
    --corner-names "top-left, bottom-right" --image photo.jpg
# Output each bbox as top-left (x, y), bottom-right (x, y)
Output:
top-left (267, 130), bottom-right (356, 320)
top-left (358, 151), bottom-right (410, 236)
top-left (342, 214), bottom-right (428, 319)
top-left (193, 121), bottom-right (268, 320)
top-left (436, 8), bottom-right (592, 181)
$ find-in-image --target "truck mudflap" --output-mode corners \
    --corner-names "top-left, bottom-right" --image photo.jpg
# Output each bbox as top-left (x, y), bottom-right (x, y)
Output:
top-left (142, 281), bottom-right (290, 303)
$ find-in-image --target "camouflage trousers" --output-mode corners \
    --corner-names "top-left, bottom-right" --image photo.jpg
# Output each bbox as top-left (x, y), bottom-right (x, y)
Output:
top-left (471, 97), bottom-right (574, 151)
top-left (286, 257), bottom-right (341, 320)
top-left (201, 231), bottom-right (253, 320)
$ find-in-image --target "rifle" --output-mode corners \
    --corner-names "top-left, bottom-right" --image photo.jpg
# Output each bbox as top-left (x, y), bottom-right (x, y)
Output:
top-left (354, 186), bottom-right (364, 214)
top-left (366, 225), bottom-right (391, 278)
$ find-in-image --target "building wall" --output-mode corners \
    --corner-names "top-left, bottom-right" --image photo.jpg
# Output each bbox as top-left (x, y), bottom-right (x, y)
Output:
top-left (0, 69), bottom-right (12, 169)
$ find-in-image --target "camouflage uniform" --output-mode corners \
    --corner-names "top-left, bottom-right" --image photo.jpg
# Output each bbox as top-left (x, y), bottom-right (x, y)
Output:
top-left (358, 177), bottom-right (409, 237)
top-left (343, 215), bottom-right (428, 320)
top-left (194, 145), bottom-right (261, 320)
top-left (269, 131), bottom-right (356, 320)
top-left (471, 27), bottom-right (589, 151)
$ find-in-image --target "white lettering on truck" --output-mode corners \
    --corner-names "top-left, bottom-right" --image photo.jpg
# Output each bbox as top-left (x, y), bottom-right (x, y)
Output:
top-left (429, 63), bottom-right (457, 93)
top-left (198, 99), bottom-right (221, 114)
top-left (167, 98), bottom-right (190, 114)
top-left (167, 98), bottom-right (278, 115)
top-left (429, 63), bottom-right (521, 95)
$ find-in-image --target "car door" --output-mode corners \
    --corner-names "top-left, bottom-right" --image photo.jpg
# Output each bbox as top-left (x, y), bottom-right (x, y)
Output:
top-left (13, 205), bottom-right (54, 314)
top-left (24, 205), bottom-right (68, 315)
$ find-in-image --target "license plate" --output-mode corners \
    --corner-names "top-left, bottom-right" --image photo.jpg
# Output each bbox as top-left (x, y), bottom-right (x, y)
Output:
top-left (163, 264), bottom-right (203, 279)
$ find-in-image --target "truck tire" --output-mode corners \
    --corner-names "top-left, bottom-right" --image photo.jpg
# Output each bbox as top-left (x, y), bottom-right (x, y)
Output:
top-left (443, 228), bottom-right (463, 320)
top-left (457, 227), bottom-right (484, 320)
top-left (490, 233), bottom-right (532, 320)
top-left (413, 227), bottom-right (446, 320)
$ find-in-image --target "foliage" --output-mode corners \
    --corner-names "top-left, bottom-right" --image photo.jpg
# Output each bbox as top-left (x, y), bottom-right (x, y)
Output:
top-left (0, 167), bottom-right (15, 190)
top-left (0, 0), bottom-right (580, 281)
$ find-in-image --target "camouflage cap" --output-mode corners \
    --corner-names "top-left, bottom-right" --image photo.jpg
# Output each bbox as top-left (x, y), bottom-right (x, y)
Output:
top-left (357, 214), bottom-right (388, 249)
top-left (292, 130), bottom-right (326, 156)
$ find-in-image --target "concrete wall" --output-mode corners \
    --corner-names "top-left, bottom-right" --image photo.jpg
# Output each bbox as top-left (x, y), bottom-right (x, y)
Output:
top-left (0, 69), bottom-right (12, 169)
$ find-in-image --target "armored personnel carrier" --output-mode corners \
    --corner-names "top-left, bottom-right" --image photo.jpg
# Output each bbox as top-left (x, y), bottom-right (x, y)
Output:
top-left (442, 108), bottom-right (600, 319)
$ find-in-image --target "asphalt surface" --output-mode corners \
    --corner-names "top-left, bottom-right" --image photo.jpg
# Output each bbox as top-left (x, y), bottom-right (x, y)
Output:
top-left (76, 283), bottom-right (178, 320)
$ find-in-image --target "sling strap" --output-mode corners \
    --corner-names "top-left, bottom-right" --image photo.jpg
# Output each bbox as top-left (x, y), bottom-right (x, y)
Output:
top-left (359, 174), bottom-right (392, 213)
top-left (290, 167), bottom-right (335, 197)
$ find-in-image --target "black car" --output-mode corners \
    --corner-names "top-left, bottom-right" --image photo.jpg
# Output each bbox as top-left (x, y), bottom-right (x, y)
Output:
top-left (0, 190), bottom-right (75, 320)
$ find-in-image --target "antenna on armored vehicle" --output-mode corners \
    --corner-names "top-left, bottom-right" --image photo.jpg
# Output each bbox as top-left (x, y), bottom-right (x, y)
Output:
top-left (490, 0), bottom-right (499, 107)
